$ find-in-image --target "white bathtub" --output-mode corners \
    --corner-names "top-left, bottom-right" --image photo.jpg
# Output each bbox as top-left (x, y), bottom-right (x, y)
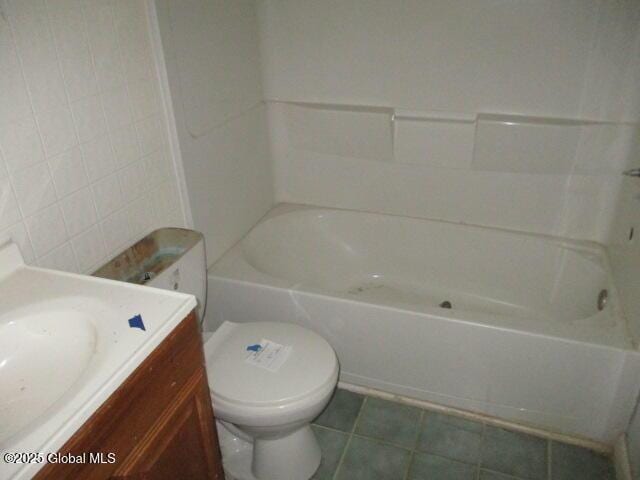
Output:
top-left (206, 204), bottom-right (640, 444)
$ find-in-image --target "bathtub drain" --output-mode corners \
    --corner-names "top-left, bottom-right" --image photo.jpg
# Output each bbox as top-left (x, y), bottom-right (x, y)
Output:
top-left (439, 300), bottom-right (452, 309)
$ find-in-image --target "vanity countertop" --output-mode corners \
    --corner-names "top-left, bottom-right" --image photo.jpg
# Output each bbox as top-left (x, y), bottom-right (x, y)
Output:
top-left (0, 243), bottom-right (197, 480)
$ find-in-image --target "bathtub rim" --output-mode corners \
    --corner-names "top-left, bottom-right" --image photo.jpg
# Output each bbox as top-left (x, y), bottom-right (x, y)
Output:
top-left (208, 202), bottom-right (634, 352)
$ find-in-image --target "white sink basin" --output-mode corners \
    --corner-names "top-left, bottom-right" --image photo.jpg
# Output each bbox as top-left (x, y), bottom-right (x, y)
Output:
top-left (0, 308), bottom-right (96, 444)
top-left (0, 242), bottom-right (197, 480)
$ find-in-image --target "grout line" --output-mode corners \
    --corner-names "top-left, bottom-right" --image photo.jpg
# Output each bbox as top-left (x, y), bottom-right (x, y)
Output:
top-left (331, 396), bottom-right (367, 480)
top-left (312, 424), bottom-right (349, 435)
top-left (351, 396), bottom-right (367, 434)
top-left (402, 409), bottom-right (424, 480)
top-left (349, 433), bottom-right (415, 452)
top-left (477, 422), bottom-right (486, 480)
top-left (331, 433), bottom-right (352, 480)
top-left (414, 409), bottom-right (425, 450)
top-left (548, 440), bottom-right (553, 480)
top-left (402, 451), bottom-right (416, 480)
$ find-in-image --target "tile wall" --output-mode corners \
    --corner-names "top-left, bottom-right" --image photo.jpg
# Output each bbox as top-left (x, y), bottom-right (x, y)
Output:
top-left (0, 0), bottom-right (184, 274)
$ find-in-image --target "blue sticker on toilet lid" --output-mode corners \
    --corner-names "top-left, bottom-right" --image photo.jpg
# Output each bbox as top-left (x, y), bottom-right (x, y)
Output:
top-left (245, 339), bottom-right (292, 372)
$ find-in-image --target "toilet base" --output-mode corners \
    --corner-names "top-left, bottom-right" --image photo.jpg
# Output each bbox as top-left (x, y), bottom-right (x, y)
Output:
top-left (216, 421), bottom-right (256, 480)
top-left (216, 421), bottom-right (321, 480)
top-left (253, 424), bottom-right (321, 480)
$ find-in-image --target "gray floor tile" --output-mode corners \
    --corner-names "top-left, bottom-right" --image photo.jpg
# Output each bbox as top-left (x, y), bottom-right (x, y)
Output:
top-left (417, 411), bottom-right (482, 464)
top-left (551, 442), bottom-right (615, 480)
top-left (314, 389), bottom-right (365, 432)
top-left (355, 397), bottom-right (422, 448)
top-left (335, 436), bottom-right (411, 480)
top-left (408, 452), bottom-right (477, 480)
top-left (428, 412), bottom-right (484, 433)
top-left (479, 470), bottom-right (521, 480)
top-left (481, 426), bottom-right (547, 480)
top-left (311, 426), bottom-right (349, 480)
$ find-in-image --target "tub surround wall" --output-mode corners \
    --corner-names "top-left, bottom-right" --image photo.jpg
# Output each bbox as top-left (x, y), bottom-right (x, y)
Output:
top-left (155, 0), bottom-right (274, 265)
top-left (608, 127), bottom-right (640, 476)
top-left (0, 0), bottom-right (185, 274)
top-left (258, 0), bottom-right (640, 242)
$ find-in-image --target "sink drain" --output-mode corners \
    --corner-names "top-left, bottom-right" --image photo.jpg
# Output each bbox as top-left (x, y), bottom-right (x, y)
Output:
top-left (439, 300), bottom-right (452, 309)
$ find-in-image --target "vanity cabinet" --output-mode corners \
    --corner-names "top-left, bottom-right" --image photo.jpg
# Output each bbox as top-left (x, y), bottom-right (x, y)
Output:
top-left (35, 311), bottom-right (224, 480)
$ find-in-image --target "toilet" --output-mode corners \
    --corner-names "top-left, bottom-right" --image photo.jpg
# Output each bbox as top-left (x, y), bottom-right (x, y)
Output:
top-left (144, 229), bottom-right (339, 480)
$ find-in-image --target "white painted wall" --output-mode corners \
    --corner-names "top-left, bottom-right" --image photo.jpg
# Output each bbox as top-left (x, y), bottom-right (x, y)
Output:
top-left (0, 0), bottom-right (184, 274)
top-left (258, 0), bottom-right (640, 242)
top-left (154, 0), bottom-right (274, 265)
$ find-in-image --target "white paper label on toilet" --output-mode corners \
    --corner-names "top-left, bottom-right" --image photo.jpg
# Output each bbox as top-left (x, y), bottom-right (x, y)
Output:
top-left (245, 339), bottom-right (292, 372)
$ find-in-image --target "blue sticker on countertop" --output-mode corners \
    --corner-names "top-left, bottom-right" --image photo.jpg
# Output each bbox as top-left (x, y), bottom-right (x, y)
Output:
top-left (246, 344), bottom-right (262, 352)
top-left (128, 314), bottom-right (146, 331)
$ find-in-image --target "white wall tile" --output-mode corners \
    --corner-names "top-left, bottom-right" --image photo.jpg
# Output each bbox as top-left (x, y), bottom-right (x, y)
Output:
top-left (37, 241), bottom-right (78, 272)
top-left (37, 106), bottom-right (78, 157)
top-left (71, 95), bottom-right (107, 143)
top-left (60, 187), bottom-right (97, 236)
top-left (101, 86), bottom-right (133, 132)
top-left (0, 153), bottom-right (7, 179)
top-left (136, 114), bottom-right (165, 156)
top-left (0, 0), bottom-right (185, 271)
top-left (0, 117), bottom-right (45, 172)
top-left (48, 146), bottom-right (88, 197)
top-left (110, 126), bottom-right (140, 168)
top-left (91, 172), bottom-right (123, 218)
top-left (126, 192), bottom-right (155, 239)
top-left (112, 0), bottom-right (154, 83)
top-left (0, 177), bottom-right (22, 230)
top-left (10, 162), bottom-right (57, 216)
top-left (0, 23), bottom-right (32, 124)
top-left (84, 3), bottom-right (125, 91)
top-left (153, 179), bottom-right (182, 226)
top-left (47, 0), bottom-right (98, 101)
top-left (7, 0), bottom-right (68, 114)
top-left (128, 79), bottom-right (160, 121)
top-left (71, 224), bottom-right (105, 271)
top-left (25, 204), bottom-right (68, 257)
top-left (81, 135), bottom-right (115, 182)
top-left (118, 160), bottom-right (146, 204)
top-left (143, 149), bottom-right (170, 187)
top-left (100, 207), bottom-right (130, 255)
top-left (0, 221), bottom-right (35, 263)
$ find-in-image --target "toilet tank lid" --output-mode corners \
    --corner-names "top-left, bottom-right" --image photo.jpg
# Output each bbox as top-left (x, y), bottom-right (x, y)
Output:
top-left (204, 322), bottom-right (338, 407)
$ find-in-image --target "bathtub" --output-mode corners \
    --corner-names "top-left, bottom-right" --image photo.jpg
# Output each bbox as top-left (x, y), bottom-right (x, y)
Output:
top-left (206, 204), bottom-right (640, 444)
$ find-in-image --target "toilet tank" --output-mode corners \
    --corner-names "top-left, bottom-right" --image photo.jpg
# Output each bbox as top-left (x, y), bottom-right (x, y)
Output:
top-left (93, 228), bottom-right (207, 321)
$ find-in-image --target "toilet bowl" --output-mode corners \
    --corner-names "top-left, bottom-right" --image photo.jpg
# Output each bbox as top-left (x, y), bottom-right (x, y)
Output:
top-left (126, 229), bottom-right (339, 479)
top-left (204, 321), bottom-right (339, 480)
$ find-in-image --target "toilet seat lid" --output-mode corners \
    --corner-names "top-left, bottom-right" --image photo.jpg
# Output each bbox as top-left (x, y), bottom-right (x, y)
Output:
top-left (204, 322), bottom-right (338, 407)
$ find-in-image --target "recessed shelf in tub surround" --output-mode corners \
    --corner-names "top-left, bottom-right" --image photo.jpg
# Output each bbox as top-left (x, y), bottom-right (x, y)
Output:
top-left (269, 100), bottom-right (633, 173)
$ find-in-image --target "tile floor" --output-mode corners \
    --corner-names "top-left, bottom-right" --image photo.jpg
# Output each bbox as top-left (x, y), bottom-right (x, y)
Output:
top-left (311, 389), bottom-right (616, 480)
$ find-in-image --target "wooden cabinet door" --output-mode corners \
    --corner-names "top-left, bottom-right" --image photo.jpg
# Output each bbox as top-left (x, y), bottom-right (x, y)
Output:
top-left (113, 370), bottom-right (224, 480)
